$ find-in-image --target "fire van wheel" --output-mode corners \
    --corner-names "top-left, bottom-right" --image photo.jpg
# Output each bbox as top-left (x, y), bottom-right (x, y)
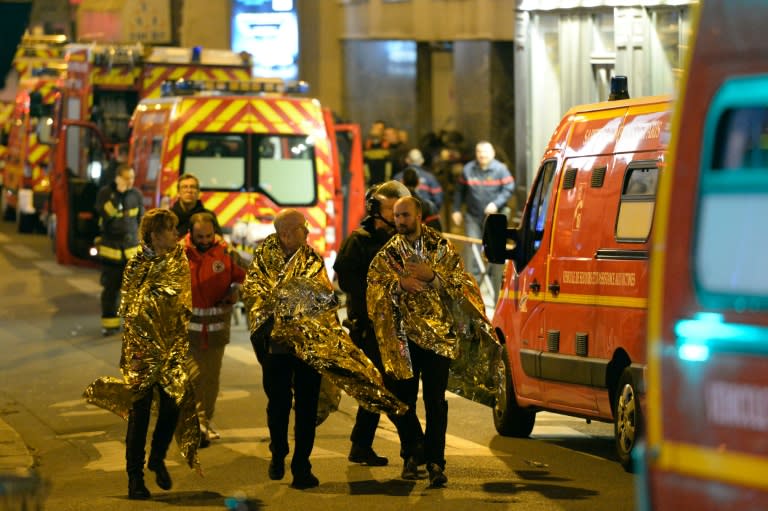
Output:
top-left (614, 367), bottom-right (643, 472)
top-left (493, 348), bottom-right (536, 437)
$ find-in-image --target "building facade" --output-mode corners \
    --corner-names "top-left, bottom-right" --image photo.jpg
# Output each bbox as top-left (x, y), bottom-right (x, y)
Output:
top-left (21, 0), bottom-right (696, 200)
top-left (516, 0), bottom-right (695, 189)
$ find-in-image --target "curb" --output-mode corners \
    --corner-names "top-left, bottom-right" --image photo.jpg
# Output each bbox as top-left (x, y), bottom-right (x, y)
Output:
top-left (0, 417), bottom-right (34, 477)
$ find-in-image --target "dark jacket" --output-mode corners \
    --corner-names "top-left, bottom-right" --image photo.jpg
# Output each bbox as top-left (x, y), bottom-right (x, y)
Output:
top-left (415, 194), bottom-right (442, 232)
top-left (171, 200), bottom-right (222, 239)
top-left (333, 218), bottom-right (392, 330)
top-left (393, 165), bottom-right (444, 209)
top-left (95, 183), bottom-right (144, 263)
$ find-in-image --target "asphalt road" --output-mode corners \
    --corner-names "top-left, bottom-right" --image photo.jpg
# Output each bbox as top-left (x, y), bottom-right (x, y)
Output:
top-left (0, 220), bottom-right (637, 510)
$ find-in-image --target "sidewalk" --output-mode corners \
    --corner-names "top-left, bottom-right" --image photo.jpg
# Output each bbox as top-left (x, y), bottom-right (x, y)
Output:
top-left (0, 416), bottom-right (45, 508)
top-left (0, 417), bottom-right (33, 476)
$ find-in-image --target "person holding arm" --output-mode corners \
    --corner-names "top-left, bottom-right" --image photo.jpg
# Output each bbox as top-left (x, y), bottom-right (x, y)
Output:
top-left (368, 196), bottom-right (498, 487)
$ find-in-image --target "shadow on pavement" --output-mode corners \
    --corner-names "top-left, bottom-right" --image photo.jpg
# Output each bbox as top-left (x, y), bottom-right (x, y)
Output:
top-left (149, 490), bottom-right (265, 509)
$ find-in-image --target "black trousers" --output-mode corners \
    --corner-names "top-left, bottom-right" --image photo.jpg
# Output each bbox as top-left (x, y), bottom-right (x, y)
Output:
top-left (260, 352), bottom-right (321, 475)
top-left (390, 340), bottom-right (450, 469)
top-left (350, 327), bottom-right (425, 460)
top-left (125, 385), bottom-right (180, 476)
top-left (100, 261), bottom-right (126, 325)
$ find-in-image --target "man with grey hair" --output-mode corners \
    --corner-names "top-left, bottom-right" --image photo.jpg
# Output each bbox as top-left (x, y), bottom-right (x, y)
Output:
top-left (335, 180), bottom-right (426, 471)
top-left (451, 141), bottom-right (515, 298)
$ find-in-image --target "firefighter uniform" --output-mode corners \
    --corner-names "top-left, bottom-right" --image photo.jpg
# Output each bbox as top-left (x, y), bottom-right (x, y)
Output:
top-left (95, 181), bottom-right (143, 333)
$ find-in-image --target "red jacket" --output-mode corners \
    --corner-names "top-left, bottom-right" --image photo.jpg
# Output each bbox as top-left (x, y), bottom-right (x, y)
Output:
top-left (184, 236), bottom-right (246, 344)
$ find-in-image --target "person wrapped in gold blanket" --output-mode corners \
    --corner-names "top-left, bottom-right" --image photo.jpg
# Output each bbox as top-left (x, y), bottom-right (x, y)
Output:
top-left (84, 208), bottom-right (200, 500)
top-left (242, 209), bottom-right (405, 489)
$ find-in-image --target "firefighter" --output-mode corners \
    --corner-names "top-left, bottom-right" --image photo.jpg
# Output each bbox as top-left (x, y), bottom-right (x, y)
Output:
top-left (171, 174), bottom-right (221, 239)
top-left (94, 164), bottom-right (143, 336)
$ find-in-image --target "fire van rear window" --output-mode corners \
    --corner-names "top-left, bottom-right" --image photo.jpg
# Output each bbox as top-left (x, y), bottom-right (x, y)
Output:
top-left (695, 92), bottom-right (768, 309)
top-left (180, 133), bottom-right (317, 205)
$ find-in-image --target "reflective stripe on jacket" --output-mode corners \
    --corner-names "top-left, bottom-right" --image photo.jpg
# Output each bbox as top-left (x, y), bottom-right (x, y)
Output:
top-left (95, 183), bottom-right (143, 262)
top-left (185, 236), bottom-right (246, 346)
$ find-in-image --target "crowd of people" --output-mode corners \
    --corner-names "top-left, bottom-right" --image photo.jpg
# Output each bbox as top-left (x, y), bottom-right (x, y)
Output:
top-left (366, 120), bottom-right (517, 301)
top-left (82, 127), bottom-right (513, 499)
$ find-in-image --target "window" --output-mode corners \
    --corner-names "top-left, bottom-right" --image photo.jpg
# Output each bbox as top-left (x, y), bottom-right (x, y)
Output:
top-left (694, 76), bottom-right (768, 309)
top-left (615, 163), bottom-right (659, 242)
top-left (518, 159), bottom-right (556, 269)
top-left (147, 137), bottom-right (163, 183)
top-left (712, 108), bottom-right (768, 170)
top-left (258, 135), bottom-right (316, 205)
top-left (180, 133), bottom-right (317, 206)
top-left (182, 134), bottom-right (246, 190)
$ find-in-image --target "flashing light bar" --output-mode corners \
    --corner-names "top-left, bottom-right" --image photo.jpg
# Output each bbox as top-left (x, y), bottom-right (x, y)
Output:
top-left (30, 66), bottom-right (65, 77)
top-left (674, 312), bottom-right (768, 362)
top-left (160, 78), bottom-right (310, 97)
top-left (147, 46), bottom-right (250, 67)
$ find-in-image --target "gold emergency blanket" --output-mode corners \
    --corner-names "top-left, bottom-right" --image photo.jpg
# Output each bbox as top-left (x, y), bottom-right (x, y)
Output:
top-left (83, 243), bottom-right (200, 469)
top-left (242, 234), bottom-right (407, 417)
top-left (367, 226), bottom-right (501, 383)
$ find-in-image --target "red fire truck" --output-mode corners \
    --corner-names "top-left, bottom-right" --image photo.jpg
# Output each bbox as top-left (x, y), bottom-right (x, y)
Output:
top-left (32, 44), bottom-right (253, 239)
top-left (1, 34), bottom-right (67, 229)
top-left (44, 78), bottom-right (366, 269)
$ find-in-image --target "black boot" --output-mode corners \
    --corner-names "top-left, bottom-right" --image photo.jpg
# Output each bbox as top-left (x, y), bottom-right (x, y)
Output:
top-left (148, 458), bottom-right (172, 490)
top-left (147, 389), bottom-right (179, 491)
top-left (128, 474), bottom-right (151, 500)
top-left (348, 444), bottom-right (388, 466)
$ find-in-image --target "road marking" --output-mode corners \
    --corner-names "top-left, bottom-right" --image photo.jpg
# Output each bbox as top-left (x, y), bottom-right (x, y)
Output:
top-left (51, 399), bottom-right (91, 408)
top-left (84, 441), bottom-right (126, 471)
top-left (85, 441), bottom-right (182, 472)
top-left (65, 277), bottom-right (101, 294)
top-left (531, 426), bottom-right (589, 438)
top-left (57, 432), bottom-right (105, 439)
top-left (3, 245), bottom-right (40, 259)
top-left (34, 260), bottom-right (72, 276)
top-left (535, 411), bottom-right (589, 422)
top-left (218, 389), bottom-right (250, 401)
top-left (59, 410), bottom-right (112, 417)
top-left (226, 345), bottom-right (257, 366)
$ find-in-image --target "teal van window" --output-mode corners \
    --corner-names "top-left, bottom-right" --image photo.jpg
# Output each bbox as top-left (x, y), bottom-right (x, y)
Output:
top-left (694, 75), bottom-right (768, 310)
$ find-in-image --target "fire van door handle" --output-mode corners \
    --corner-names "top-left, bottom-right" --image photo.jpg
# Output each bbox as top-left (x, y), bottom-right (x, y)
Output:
top-left (548, 281), bottom-right (560, 296)
top-left (529, 279), bottom-right (541, 293)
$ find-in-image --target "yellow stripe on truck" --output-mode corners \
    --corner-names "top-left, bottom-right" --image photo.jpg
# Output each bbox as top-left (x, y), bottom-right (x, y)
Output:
top-left (655, 440), bottom-right (768, 493)
top-left (216, 194), bottom-right (249, 226)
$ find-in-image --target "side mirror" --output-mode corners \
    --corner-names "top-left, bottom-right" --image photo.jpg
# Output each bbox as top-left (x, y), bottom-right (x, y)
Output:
top-left (36, 116), bottom-right (55, 145)
top-left (483, 213), bottom-right (518, 264)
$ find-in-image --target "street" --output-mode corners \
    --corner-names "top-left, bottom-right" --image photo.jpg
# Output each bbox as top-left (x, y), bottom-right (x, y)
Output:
top-left (0, 220), bottom-right (636, 510)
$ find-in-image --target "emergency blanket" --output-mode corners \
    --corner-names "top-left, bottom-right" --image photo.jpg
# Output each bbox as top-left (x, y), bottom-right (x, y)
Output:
top-left (83, 243), bottom-right (200, 469)
top-left (367, 226), bottom-right (501, 383)
top-left (242, 234), bottom-right (407, 417)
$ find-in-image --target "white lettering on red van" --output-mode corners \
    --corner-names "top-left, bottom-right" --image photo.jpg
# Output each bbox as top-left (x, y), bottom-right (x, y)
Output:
top-left (139, 112), bottom-right (166, 126)
top-left (561, 271), bottom-right (636, 286)
top-left (619, 120), bottom-right (664, 143)
top-left (706, 381), bottom-right (768, 432)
